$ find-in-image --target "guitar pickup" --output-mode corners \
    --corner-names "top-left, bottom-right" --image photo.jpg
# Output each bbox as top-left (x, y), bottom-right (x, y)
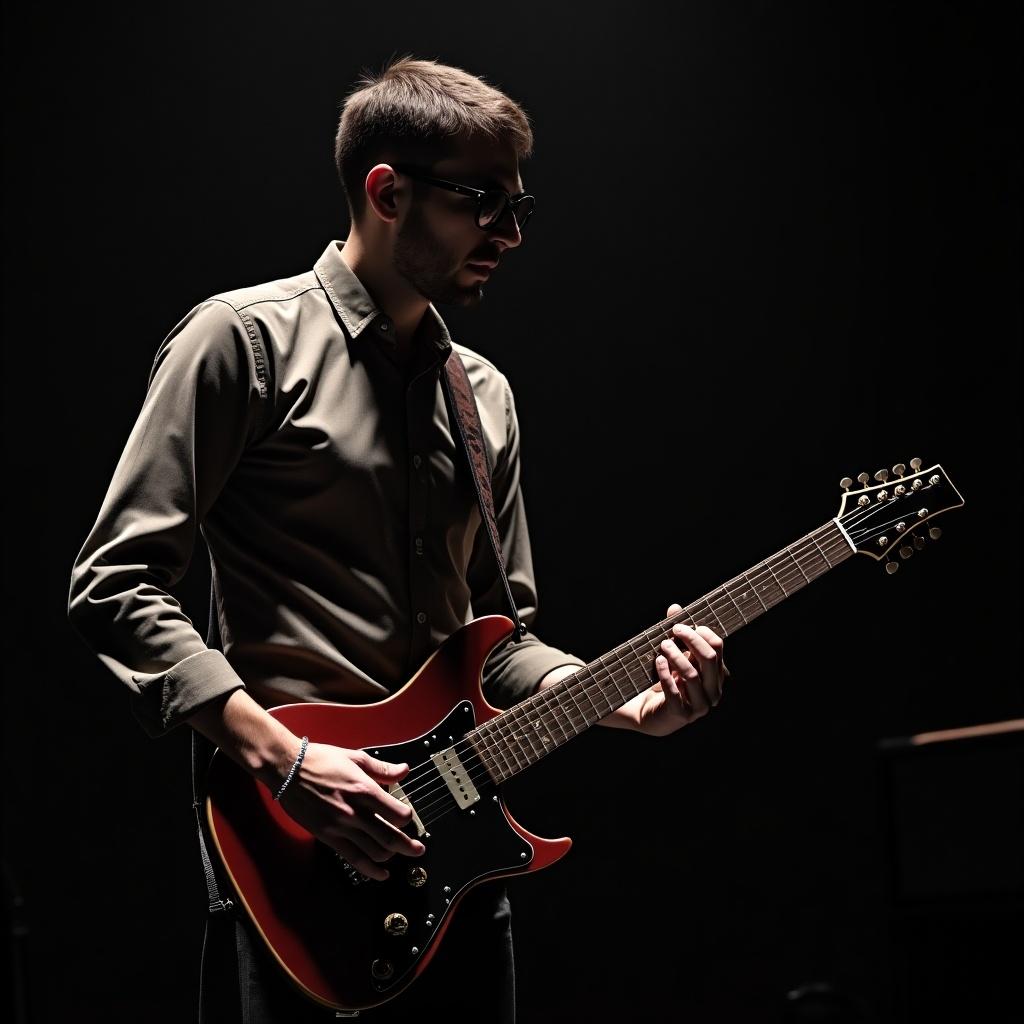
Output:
top-left (430, 747), bottom-right (481, 808)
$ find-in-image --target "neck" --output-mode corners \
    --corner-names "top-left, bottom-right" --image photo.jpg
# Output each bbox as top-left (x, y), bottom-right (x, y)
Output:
top-left (338, 232), bottom-right (429, 352)
top-left (465, 518), bottom-right (857, 784)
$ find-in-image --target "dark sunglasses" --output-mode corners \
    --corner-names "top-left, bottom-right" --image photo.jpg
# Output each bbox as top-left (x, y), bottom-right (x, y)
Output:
top-left (392, 164), bottom-right (535, 232)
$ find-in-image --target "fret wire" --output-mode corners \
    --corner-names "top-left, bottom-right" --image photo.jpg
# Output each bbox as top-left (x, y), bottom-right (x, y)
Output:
top-left (509, 699), bottom-right (546, 765)
top-left (741, 570), bottom-right (770, 613)
top-left (761, 555), bottom-right (789, 598)
top-left (699, 595), bottom-right (728, 636)
top-left (600, 648), bottom-right (634, 705)
top-left (486, 715), bottom-right (518, 782)
top-left (507, 699), bottom-right (548, 767)
top-left (613, 636), bottom-right (645, 706)
top-left (810, 532), bottom-right (833, 569)
top-left (492, 707), bottom-right (528, 775)
top-left (785, 545), bottom-right (812, 584)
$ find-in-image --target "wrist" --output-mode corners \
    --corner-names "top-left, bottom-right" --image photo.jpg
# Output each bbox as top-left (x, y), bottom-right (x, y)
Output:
top-left (187, 689), bottom-right (302, 789)
top-left (251, 727), bottom-right (306, 791)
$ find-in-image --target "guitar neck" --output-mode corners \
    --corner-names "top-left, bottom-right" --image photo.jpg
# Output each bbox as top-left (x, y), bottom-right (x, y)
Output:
top-left (469, 518), bottom-right (856, 784)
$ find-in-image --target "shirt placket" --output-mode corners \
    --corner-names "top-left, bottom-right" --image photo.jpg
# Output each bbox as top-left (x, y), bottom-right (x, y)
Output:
top-left (405, 362), bottom-right (436, 675)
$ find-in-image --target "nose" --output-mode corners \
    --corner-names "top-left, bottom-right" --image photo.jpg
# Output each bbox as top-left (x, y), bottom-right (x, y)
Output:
top-left (487, 206), bottom-right (523, 250)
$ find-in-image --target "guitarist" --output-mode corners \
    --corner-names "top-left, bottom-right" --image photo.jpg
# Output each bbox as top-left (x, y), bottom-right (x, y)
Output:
top-left (67, 54), bottom-right (728, 1023)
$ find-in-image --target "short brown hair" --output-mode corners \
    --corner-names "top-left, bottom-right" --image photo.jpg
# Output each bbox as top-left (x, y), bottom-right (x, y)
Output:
top-left (333, 53), bottom-right (534, 225)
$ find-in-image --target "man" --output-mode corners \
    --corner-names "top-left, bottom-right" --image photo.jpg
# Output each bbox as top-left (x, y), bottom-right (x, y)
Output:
top-left (67, 55), bottom-right (727, 1022)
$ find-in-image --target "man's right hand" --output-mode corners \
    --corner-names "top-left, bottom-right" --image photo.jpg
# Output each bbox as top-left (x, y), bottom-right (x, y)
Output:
top-left (187, 688), bottom-right (425, 881)
top-left (276, 741), bottom-right (426, 881)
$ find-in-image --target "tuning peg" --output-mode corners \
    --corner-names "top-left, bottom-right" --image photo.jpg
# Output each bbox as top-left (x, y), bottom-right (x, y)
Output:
top-left (874, 468), bottom-right (889, 483)
top-left (899, 544), bottom-right (914, 559)
top-left (909, 457), bottom-right (923, 472)
top-left (885, 560), bottom-right (899, 574)
top-left (857, 472), bottom-right (871, 487)
top-left (840, 477), bottom-right (854, 491)
top-left (928, 526), bottom-right (942, 540)
top-left (913, 534), bottom-right (926, 550)
top-left (892, 463), bottom-right (906, 477)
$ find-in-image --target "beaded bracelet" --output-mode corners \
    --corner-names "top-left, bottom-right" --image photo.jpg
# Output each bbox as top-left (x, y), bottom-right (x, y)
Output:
top-left (274, 736), bottom-right (309, 802)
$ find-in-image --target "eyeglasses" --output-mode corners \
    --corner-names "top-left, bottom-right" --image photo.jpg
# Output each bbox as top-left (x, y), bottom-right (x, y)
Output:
top-left (392, 164), bottom-right (535, 233)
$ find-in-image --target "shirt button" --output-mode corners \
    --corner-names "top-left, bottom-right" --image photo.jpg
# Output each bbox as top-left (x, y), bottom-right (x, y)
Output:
top-left (416, 611), bottom-right (427, 624)
top-left (412, 454), bottom-right (423, 469)
top-left (379, 319), bottom-right (390, 331)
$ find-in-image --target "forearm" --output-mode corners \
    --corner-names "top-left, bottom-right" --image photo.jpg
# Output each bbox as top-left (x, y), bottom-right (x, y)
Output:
top-left (535, 665), bottom-right (638, 730)
top-left (186, 688), bottom-right (303, 789)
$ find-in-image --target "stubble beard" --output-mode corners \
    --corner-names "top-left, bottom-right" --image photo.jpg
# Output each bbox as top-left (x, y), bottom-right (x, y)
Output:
top-left (393, 204), bottom-right (484, 309)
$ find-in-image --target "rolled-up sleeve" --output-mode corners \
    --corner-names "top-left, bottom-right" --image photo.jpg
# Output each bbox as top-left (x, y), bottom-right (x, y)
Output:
top-left (67, 299), bottom-right (270, 737)
top-left (468, 376), bottom-right (587, 710)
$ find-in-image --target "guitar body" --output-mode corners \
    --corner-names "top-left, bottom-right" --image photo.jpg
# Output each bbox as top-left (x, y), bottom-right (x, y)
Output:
top-left (204, 614), bottom-right (572, 1013)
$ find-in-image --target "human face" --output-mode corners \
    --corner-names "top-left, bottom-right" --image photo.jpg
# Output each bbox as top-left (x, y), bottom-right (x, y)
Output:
top-left (392, 136), bottom-right (525, 309)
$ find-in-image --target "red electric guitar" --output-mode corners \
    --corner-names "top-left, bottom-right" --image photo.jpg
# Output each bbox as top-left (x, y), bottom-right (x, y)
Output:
top-left (204, 459), bottom-right (964, 1013)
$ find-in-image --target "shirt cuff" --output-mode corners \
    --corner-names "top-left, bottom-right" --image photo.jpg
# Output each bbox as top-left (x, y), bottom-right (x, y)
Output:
top-left (129, 648), bottom-right (247, 738)
top-left (482, 638), bottom-right (588, 710)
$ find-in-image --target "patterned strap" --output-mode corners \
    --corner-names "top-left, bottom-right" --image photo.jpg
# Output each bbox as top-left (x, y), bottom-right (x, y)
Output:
top-left (442, 352), bottom-right (527, 644)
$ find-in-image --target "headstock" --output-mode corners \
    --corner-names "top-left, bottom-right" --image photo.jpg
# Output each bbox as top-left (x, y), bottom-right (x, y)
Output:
top-left (834, 458), bottom-right (964, 573)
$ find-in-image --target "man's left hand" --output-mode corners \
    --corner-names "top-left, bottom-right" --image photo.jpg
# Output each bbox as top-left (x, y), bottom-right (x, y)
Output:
top-left (610, 602), bottom-right (729, 736)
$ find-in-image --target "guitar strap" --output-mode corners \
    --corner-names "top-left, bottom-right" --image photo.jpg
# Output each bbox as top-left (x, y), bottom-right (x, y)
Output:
top-left (190, 584), bottom-right (235, 916)
top-left (440, 348), bottom-right (528, 644)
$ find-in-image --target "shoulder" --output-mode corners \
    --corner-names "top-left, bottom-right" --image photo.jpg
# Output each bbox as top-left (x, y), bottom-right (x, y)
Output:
top-left (447, 341), bottom-right (528, 463)
top-left (206, 268), bottom-right (322, 314)
top-left (451, 340), bottom-right (513, 407)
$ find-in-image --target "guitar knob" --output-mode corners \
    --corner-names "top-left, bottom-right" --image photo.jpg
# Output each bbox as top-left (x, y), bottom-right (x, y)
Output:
top-left (885, 560), bottom-right (899, 574)
top-left (840, 477), bottom-right (854, 491)
top-left (407, 866), bottom-right (428, 887)
top-left (384, 913), bottom-right (409, 936)
top-left (892, 463), bottom-right (906, 477)
top-left (371, 959), bottom-right (395, 980)
top-left (909, 457), bottom-right (923, 471)
top-left (874, 468), bottom-right (889, 483)
top-left (928, 526), bottom-right (942, 540)
top-left (857, 472), bottom-right (871, 486)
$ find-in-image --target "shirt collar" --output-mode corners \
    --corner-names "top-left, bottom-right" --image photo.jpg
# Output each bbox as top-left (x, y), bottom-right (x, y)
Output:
top-left (313, 238), bottom-right (453, 361)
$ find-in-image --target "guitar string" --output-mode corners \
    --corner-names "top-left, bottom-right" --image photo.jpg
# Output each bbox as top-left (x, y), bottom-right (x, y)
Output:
top-left (394, 497), bottom-right (933, 821)
top-left (405, 533), bottom-right (857, 826)
top-left (400, 508), bottom-right (934, 825)
top-left (378, 491), bottom-right (941, 825)
top-left (389, 529), bottom-right (860, 823)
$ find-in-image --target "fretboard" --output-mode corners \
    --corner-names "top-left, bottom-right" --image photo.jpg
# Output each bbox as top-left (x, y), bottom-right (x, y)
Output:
top-left (467, 518), bottom-right (855, 784)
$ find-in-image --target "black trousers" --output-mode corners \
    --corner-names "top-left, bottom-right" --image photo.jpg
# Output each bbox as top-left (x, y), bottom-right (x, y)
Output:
top-left (197, 880), bottom-right (516, 1023)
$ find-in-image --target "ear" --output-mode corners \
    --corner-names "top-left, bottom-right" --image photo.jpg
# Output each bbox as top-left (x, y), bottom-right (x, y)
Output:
top-left (364, 164), bottom-right (402, 224)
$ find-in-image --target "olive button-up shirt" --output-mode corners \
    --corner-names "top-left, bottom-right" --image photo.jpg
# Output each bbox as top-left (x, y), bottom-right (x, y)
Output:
top-left (67, 237), bottom-right (585, 738)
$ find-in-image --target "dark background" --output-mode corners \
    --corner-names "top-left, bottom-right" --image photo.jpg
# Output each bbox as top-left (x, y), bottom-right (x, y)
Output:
top-left (3, 2), bottom-right (1021, 1022)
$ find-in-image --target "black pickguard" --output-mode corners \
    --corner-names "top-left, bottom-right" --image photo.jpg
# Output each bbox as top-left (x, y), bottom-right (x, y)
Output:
top-left (305, 701), bottom-right (533, 996)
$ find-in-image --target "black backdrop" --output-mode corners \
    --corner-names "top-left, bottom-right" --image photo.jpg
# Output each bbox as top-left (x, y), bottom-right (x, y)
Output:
top-left (3, 3), bottom-right (1021, 1022)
